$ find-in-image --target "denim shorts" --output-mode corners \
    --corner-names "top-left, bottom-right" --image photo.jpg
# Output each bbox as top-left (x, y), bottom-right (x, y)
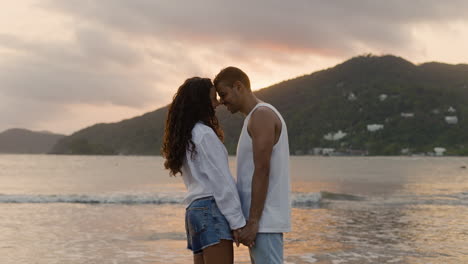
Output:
top-left (185, 196), bottom-right (233, 254)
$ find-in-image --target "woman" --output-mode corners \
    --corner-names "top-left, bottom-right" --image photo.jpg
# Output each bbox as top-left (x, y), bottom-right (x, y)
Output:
top-left (162, 77), bottom-right (245, 264)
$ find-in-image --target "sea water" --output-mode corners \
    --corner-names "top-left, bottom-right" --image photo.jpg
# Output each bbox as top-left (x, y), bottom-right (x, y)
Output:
top-left (0, 155), bottom-right (467, 263)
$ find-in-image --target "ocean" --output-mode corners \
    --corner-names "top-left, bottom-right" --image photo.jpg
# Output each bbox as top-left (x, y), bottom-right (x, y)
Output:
top-left (0, 155), bottom-right (467, 263)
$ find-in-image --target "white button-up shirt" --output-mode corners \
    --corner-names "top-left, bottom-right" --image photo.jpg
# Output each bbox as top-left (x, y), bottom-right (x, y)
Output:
top-left (181, 122), bottom-right (246, 230)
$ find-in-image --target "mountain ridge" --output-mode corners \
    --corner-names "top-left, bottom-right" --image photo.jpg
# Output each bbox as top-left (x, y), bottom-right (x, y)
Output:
top-left (49, 54), bottom-right (468, 156)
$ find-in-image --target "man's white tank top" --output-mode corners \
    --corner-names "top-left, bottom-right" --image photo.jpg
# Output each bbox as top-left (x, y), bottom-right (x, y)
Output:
top-left (236, 103), bottom-right (291, 233)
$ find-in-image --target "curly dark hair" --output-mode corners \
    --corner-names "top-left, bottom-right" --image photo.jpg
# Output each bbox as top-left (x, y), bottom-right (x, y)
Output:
top-left (162, 77), bottom-right (223, 176)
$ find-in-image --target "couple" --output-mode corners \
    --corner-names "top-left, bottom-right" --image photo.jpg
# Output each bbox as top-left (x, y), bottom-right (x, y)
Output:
top-left (162, 67), bottom-right (291, 264)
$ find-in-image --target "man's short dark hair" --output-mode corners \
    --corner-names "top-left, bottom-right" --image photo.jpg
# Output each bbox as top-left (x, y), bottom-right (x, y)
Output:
top-left (213, 66), bottom-right (251, 91)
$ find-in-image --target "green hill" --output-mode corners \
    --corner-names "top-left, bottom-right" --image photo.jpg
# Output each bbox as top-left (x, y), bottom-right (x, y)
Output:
top-left (0, 128), bottom-right (65, 154)
top-left (50, 55), bottom-right (468, 156)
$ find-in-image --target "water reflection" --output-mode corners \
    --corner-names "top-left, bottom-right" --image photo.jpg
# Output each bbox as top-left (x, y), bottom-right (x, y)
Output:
top-left (1, 156), bottom-right (467, 263)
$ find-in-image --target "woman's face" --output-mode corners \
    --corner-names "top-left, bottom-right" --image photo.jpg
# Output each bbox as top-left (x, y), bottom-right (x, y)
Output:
top-left (210, 86), bottom-right (220, 109)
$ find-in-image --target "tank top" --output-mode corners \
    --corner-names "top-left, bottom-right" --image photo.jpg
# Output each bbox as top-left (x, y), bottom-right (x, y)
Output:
top-left (236, 102), bottom-right (291, 232)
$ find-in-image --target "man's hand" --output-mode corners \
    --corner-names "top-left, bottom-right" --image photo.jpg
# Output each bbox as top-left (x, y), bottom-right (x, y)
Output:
top-left (239, 221), bottom-right (259, 247)
top-left (232, 228), bottom-right (243, 247)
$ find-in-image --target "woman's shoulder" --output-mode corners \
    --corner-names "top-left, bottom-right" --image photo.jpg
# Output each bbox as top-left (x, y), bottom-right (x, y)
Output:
top-left (192, 122), bottom-right (217, 142)
top-left (193, 122), bottom-right (211, 133)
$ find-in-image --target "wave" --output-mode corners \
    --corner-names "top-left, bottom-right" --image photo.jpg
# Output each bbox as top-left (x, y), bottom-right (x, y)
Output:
top-left (0, 191), bottom-right (366, 206)
top-left (320, 191), bottom-right (365, 201)
top-left (374, 193), bottom-right (468, 207)
top-left (292, 192), bottom-right (323, 207)
top-left (0, 194), bottom-right (184, 204)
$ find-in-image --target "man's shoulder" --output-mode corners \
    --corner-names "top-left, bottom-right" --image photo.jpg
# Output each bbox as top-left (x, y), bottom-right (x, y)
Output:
top-left (249, 104), bottom-right (282, 127)
top-left (251, 103), bottom-right (277, 118)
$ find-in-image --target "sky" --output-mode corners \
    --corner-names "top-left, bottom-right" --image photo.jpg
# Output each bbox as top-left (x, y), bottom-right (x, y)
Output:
top-left (1, 0), bottom-right (468, 135)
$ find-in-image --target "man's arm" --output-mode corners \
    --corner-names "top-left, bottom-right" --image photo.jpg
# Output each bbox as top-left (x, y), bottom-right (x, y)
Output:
top-left (239, 107), bottom-right (277, 246)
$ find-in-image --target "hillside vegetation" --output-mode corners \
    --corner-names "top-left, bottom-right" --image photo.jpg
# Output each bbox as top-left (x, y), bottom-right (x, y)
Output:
top-left (51, 55), bottom-right (468, 156)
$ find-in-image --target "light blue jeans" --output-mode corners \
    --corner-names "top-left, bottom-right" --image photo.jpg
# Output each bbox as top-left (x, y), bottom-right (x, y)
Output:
top-left (249, 233), bottom-right (283, 264)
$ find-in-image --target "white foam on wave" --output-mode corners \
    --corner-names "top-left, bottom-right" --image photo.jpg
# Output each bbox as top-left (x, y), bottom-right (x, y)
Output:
top-left (0, 192), bottom-right (325, 206)
top-left (0, 193), bottom-right (185, 204)
top-left (371, 193), bottom-right (468, 207)
top-left (291, 192), bottom-right (322, 206)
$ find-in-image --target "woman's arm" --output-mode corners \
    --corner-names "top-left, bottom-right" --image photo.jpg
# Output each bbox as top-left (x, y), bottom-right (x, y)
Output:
top-left (198, 131), bottom-right (246, 230)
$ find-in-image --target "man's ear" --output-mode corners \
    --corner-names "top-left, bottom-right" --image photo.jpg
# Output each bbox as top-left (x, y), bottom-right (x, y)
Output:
top-left (234, 80), bottom-right (244, 91)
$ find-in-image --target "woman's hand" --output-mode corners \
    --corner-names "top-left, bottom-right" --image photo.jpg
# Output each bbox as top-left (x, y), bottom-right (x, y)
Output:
top-left (232, 227), bottom-right (243, 247)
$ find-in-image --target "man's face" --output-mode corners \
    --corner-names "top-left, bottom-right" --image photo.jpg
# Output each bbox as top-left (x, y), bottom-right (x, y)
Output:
top-left (215, 81), bottom-right (240, 113)
top-left (209, 86), bottom-right (220, 109)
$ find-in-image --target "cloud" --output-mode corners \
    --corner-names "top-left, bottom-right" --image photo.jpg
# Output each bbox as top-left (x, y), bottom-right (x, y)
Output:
top-left (0, 28), bottom-right (161, 106)
top-left (1, 0), bottom-right (468, 134)
top-left (0, 94), bottom-right (69, 132)
top-left (0, 27), bottom-right (166, 133)
top-left (45, 0), bottom-right (468, 57)
top-left (75, 27), bottom-right (143, 66)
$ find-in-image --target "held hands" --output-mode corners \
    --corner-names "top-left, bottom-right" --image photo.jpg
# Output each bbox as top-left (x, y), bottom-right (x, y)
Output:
top-left (232, 228), bottom-right (242, 247)
top-left (232, 220), bottom-right (259, 248)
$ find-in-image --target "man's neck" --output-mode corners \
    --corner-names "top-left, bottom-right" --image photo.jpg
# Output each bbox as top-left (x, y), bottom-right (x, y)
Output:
top-left (240, 94), bottom-right (261, 116)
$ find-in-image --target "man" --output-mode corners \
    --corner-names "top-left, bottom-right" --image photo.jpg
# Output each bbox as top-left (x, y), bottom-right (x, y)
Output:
top-left (214, 67), bottom-right (291, 264)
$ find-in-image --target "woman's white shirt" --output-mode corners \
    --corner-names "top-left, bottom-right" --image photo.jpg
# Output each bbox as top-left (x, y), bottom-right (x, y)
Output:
top-left (181, 123), bottom-right (246, 230)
